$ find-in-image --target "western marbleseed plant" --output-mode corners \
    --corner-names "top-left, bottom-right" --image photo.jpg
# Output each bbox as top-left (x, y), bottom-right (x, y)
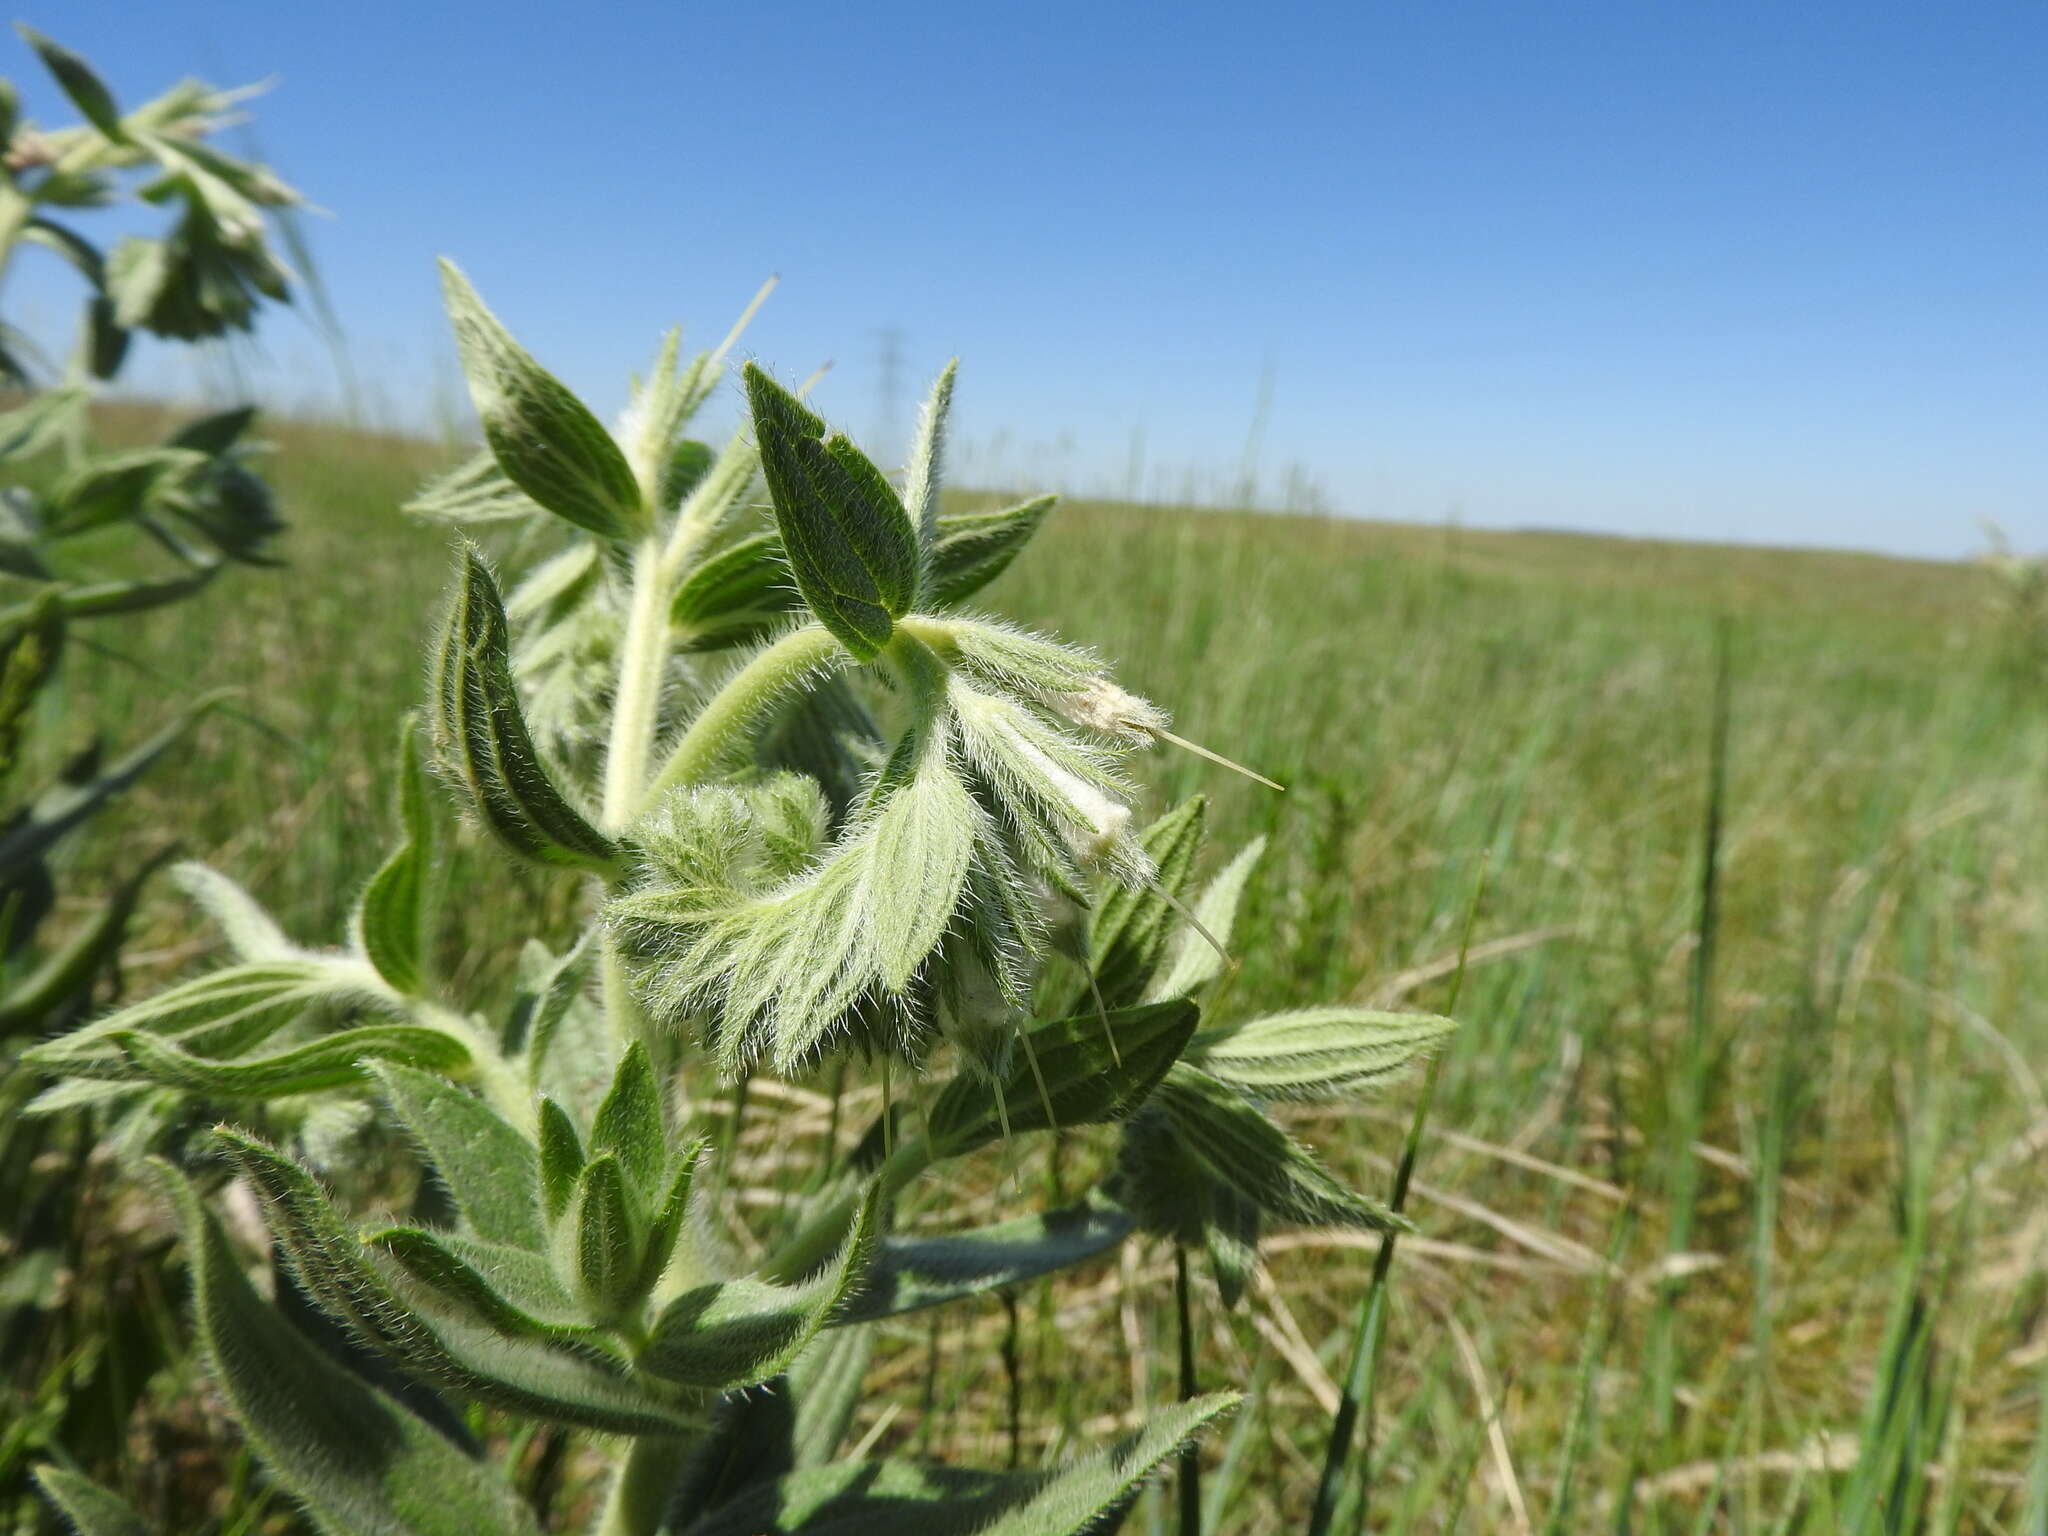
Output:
top-left (27, 265), bottom-right (1456, 1535)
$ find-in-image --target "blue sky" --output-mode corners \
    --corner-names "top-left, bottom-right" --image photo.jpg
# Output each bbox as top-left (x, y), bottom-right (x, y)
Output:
top-left (15, 1), bottom-right (2047, 557)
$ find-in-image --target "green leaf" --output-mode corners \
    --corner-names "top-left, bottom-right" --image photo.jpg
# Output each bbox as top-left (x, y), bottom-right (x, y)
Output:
top-left (904, 360), bottom-right (957, 557)
top-left (638, 1193), bottom-right (879, 1391)
top-left (219, 1130), bottom-right (699, 1436)
top-left (370, 1226), bottom-right (590, 1339)
top-left (173, 861), bottom-right (297, 961)
top-left (18, 28), bottom-right (124, 140)
top-left (0, 384), bottom-right (88, 462)
top-left (839, 1193), bottom-right (1135, 1324)
top-left (150, 1158), bottom-right (544, 1536)
top-left (103, 1021), bottom-right (469, 1097)
top-left (429, 549), bottom-right (620, 874)
top-left (24, 957), bottom-right (399, 1079)
top-left (927, 495), bottom-right (1056, 608)
top-left (672, 1392), bottom-right (1240, 1536)
top-left (1152, 1066), bottom-right (1409, 1234)
top-left (438, 260), bottom-right (642, 539)
top-left (537, 1096), bottom-right (584, 1222)
top-left (591, 1042), bottom-right (666, 1195)
top-left (1144, 836), bottom-right (1264, 1003)
top-left (744, 363), bottom-right (916, 660)
top-left (167, 404), bottom-right (259, 456)
top-left (1190, 1006), bottom-right (1456, 1100)
top-left (1089, 795), bottom-right (1205, 1008)
top-left (49, 447), bottom-right (206, 535)
top-left (926, 999), bottom-right (1199, 1158)
top-left (566, 1152), bottom-right (644, 1318)
top-left (32, 1468), bottom-right (149, 1536)
top-left (862, 711), bottom-right (976, 992)
top-left (670, 531), bottom-right (802, 651)
top-left (635, 1140), bottom-right (706, 1297)
top-left (353, 717), bottom-right (437, 994)
top-left (375, 1061), bottom-right (546, 1251)
top-left (404, 448), bottom-right (546, 525)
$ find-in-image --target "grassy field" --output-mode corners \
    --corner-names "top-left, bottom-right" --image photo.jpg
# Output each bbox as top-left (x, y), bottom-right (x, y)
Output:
top-left (43, 410), bottom-right (2048, 1533)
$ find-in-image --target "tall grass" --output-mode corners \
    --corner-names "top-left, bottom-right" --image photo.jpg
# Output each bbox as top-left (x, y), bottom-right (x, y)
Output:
top-left (49, 411), bottom-right (2048, 1531)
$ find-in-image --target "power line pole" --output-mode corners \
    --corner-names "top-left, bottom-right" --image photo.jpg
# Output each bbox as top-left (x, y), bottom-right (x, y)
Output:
top-left (874, 326), bottom-right (905, 469)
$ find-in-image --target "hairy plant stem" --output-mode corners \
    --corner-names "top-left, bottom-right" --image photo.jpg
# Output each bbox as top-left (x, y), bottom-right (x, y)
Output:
top-left (593, 1433), bottom-right (692, 1536)
top-left (643, 623), bottom-right (843, 800)
top-left (602, 534), bottom-right (675, 833)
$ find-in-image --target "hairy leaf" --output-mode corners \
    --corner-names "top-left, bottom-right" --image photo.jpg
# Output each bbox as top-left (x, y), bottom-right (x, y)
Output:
top-left (639, 1194), bottom-right (879, 1391)
top-left (904, 360), bottom-right (956, 558)
top-left (439, 261), bottom-right (642, 539)
top-left (374, 1061), bottom-right (546, 1251)
top-left (32, 1469), bottom-right (149, 1536)
top-left (151, 1158), bottom-right (544, 1536)
top-left (1144, 836), bottom-right (1265, 1002)
top-left (103, 1021), bottom-right (469, 1097)
top-left (221, 1131), bottom-right (698, 1435)
top-left (1190, 1006), bottom-right (1456, 1100)
top-left (430, 549), bottom-right (619, 873)
top-left (19, 27), bottom-right (124, 140)
top-left (1089, 795), bottom-right (1206, 1008)
top-left (1153, 1067), bottom-right (1409, 1233)
top-left (926, 999), bottom-right (1199, 1158)
top-left (744, 363), bottom-right (916, 659)
top-left (353, 716), bottom-right (437, 995)
top-left (926, 495), bottom-right (1056, 607)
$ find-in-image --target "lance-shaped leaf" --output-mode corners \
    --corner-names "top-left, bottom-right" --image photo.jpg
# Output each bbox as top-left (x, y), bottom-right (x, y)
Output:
top-left (34, 1470), bottom-right (149, 1536)
top-left (1089, 795), bottom-right (1205, 1008)
top-left (370, 1226), bottom-right (590, 1339)
top-left (1190, 1006), bottom-right (1457, 1100)
top-left (839, 1193), bottom-right (1135, 1324)
top-left (439, 260), bottom-right (642, 539)
top-left (1144, 836), bottom-right (1264, 1002)
top-left (405, 449), bottom-right (547, 525)
top-left (925, 999), bottom-right (1199, 1159)
top-left (591, 1041), bottom-right (666, 1194)
top-left (669, 531), bottom-right (803, 651)
top-left (430, 549), bottom-right (619, 874)
top-left (353, 716), bottom-right (438, 995)
top-left (220, 1131), bottom-right (699, 1435)
top-left (638, 1193), bottom-right (879, 1391)
top-left (904, 360), bottom-right (956, 557)
top-left (150, 1158), bottom-right (545, 1536)
top-left (1152, 1066), bottom-right (1408, 1233)
top-left (102, 1021), bottom-right (469, 1097)
top-left (564, 1152), bottom-right (643, 1319)
top-left (926, 495), bottom-right (1056, 608)
top-left (673, 1391), bottom-right (1239, 1536)
top-left (536, 1096), bottom-right (584, 1220)
top-left (375, 1061), bottom-right (546, 1251)
top-left (19, 27), bottom-right (124, 140)
top-left (23, 957), bottom-right (400, 1081)
top-left (744, 363), bottom-right (917, 660)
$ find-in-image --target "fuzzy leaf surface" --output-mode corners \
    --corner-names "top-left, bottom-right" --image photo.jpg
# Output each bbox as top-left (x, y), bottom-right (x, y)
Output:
top-left (32, 1469), bottom-right (149, 1536)
top-left (926, 495), bottom-right (1056, 607)
top-left (1089, 795), bottom-right (1205, 1008)
top-left (151, 1159), bottom-right (543, 1536)
top-left (374, 1061), bottom-right (546, 1250)
top-left (639, 1194), bottom-right (879, 1390)
top-left (1190, 1006), bottom-right (1456, 1100)
top-left (926, 999), bottom-right (1199, 1158)
top-left (221, 1131), bottom-right (698, 1435)
top-left (439, 261), bottom-right (641, 539)
top-left (430, 550), bottom-right (619, 873)
top-left (744, 363), bottom-right (916, 659)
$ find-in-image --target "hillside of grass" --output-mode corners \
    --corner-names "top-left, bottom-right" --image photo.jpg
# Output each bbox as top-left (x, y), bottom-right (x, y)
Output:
top-left (50, 412), bottom-right (2048, 1532)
